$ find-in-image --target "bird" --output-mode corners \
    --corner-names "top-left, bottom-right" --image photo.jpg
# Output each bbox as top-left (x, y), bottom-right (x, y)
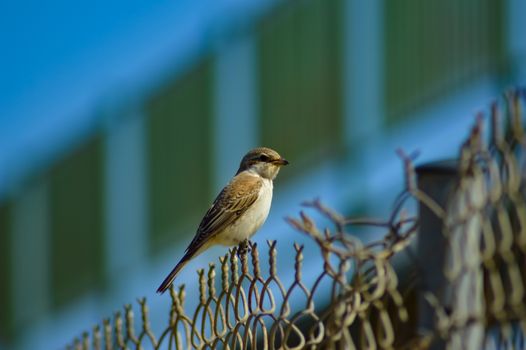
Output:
top-left (157, 147), bottom-right (289, 294)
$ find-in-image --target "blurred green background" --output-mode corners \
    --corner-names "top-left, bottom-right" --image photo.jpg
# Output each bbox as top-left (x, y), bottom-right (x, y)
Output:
top-left (0, 0), bottom-right (524, 348)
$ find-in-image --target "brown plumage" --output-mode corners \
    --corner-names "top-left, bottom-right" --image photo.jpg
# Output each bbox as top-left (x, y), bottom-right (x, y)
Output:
top-left (157, 147), bottom-right (288, 294)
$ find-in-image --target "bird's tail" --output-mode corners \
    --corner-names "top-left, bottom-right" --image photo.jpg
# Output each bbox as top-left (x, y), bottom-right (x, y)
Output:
top-left (156, 255), bottom-right (191, 294)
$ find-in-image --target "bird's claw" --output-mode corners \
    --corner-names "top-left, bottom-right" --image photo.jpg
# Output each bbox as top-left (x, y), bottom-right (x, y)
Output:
top-left (237, 239), bottom-right (251, 257)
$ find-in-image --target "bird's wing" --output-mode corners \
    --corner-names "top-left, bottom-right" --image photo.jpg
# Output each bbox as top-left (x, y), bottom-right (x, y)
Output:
top-left (185, 171), bottom-right (263, 253)
top-left (156, 172), bottom-right (263, 293)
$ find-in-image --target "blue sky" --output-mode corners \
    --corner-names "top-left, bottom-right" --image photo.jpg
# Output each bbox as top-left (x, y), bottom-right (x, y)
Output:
top-left (0, 0), bottom-right (270, 119)
top-left (1, 0), bottom-right (167, 113)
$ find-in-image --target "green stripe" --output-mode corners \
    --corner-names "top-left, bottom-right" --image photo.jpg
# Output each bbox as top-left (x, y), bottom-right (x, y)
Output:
top-left (147, 60), bottom-right (213, 252)
top-left (258, 0), bottom-right (344, 176)
top-left (384, 0), bottom-right (506, 124)
top-left (49, 137), bottom-right (104, 307)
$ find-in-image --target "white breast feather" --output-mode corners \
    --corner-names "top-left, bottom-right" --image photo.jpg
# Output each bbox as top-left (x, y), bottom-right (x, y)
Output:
top-left (216, 178), bottom-right (273, 246)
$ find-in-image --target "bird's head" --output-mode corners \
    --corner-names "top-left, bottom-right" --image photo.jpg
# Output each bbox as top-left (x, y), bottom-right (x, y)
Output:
top-left (237, 147), bottom-right (289, 180)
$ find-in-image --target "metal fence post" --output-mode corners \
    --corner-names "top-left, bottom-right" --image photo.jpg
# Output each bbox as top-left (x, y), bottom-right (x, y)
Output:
top-left (416, 160), bottom-right (458, 348)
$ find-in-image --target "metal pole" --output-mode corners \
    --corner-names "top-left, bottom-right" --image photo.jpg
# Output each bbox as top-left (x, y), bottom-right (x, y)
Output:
top-left (416, 160), bottom-right (458, 349)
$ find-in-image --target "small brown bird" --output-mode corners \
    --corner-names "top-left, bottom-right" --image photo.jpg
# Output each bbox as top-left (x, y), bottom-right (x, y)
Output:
top-left (157, 147), bottom-right (288, 294)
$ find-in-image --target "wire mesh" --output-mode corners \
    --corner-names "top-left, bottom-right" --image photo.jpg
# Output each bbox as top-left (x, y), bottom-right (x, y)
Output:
top-left (68, 88), bottom-right (526, 349)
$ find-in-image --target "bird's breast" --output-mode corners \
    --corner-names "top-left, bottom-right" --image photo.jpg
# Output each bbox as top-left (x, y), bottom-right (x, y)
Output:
top-left (216, 179), bottom-right (273, 246)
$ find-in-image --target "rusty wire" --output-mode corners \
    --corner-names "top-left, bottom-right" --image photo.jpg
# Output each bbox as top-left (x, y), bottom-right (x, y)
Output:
top-left (421, 88), bottom-right (526, 349)
top-left (68, 88), bottom-right (526, 349)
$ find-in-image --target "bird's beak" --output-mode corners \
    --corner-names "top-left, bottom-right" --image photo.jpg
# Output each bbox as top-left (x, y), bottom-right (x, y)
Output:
top-left (273, 158), bottom-right (289, 166)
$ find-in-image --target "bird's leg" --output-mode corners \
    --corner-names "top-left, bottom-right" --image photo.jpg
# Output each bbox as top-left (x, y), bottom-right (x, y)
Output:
top-left (237, 239), bottom-right (251, 257)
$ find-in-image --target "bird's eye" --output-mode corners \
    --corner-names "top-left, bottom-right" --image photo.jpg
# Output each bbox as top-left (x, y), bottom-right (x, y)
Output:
top-left (259, 154), bottom-right (270, 162)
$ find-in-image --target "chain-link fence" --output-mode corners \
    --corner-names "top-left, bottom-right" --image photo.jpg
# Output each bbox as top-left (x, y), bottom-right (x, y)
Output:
top-left (68, 88), bottom-right (526, 349)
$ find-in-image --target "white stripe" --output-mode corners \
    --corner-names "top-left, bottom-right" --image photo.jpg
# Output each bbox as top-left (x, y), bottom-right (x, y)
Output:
top-left (103, 111), bottom-right (148, 287)
top-left (213, 34), bottom-right (259, 191)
